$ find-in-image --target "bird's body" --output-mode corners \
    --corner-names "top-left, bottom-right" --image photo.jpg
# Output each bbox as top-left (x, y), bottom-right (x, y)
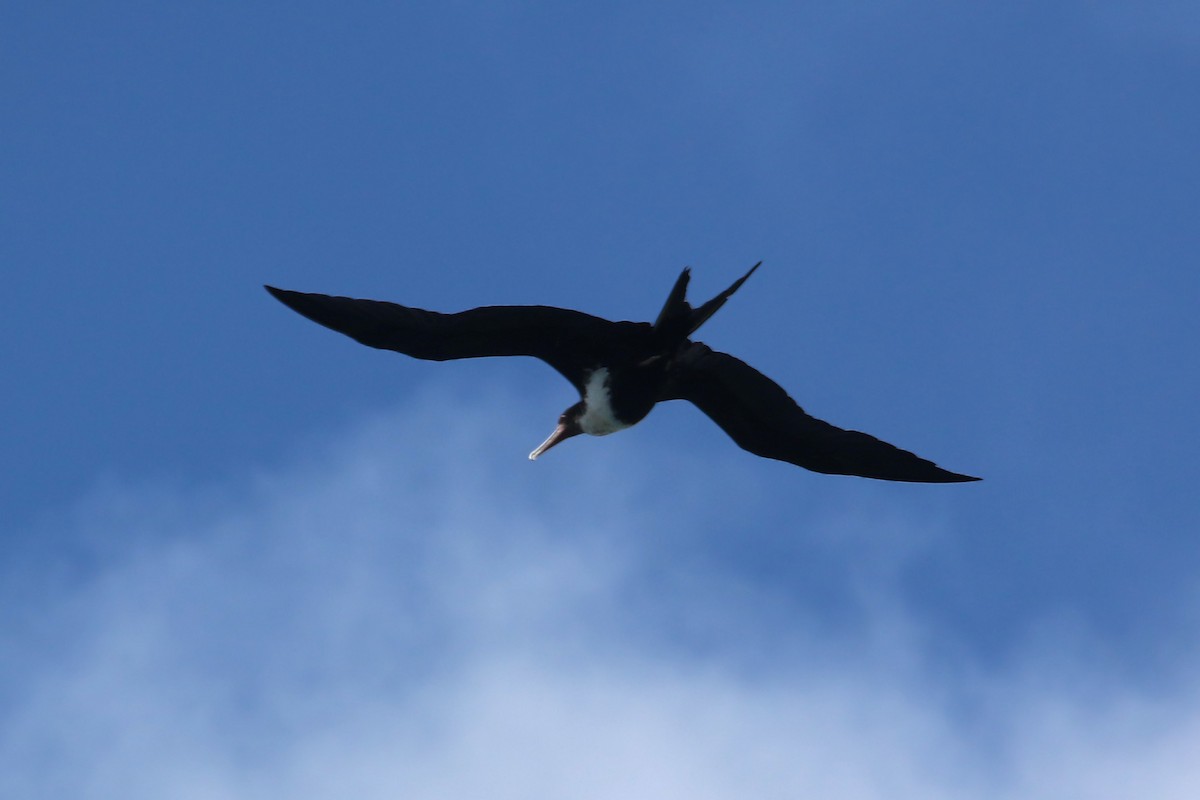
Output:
top-left (266, 265), bottom-right (979, 483)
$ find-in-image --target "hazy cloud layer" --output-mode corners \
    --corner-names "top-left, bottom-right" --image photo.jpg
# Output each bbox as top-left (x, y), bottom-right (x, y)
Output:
top-left (3, 397), bottom-right (1198, 799)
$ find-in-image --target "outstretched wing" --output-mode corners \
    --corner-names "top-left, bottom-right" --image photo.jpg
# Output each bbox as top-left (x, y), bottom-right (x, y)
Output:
top-left (661, 343), bottom-right (980, 483)
top-left (265, 286), bottom-right (641, 391)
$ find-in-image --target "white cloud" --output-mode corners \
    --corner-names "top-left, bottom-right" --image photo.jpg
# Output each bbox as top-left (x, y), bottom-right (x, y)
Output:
top-left (2, 391), bottom-right (1199, 799)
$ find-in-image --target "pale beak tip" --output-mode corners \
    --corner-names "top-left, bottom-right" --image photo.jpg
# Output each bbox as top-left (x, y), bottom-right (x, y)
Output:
top-left (529, 421), bottom-right (570, 461)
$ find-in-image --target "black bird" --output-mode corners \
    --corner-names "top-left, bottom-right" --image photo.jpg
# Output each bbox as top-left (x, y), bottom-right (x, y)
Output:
top-left (265, 265), bottom-right (979, 482)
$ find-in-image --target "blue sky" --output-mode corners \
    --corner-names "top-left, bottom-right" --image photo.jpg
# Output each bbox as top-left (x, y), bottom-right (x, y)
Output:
top-left (3, 2), bottom-right (1199, 796)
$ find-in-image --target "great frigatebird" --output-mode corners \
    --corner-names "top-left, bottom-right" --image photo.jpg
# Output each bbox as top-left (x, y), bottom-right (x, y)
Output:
top-left (265, 264), bottom-right (979, 483)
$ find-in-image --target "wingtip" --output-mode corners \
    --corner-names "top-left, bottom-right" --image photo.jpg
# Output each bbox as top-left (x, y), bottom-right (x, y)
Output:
top-left (264, 285), bottom-right (298, 304)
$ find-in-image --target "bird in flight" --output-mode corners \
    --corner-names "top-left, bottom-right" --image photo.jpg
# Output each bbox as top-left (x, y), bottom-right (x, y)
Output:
top-left (266, 264), bottom-right (979, 482)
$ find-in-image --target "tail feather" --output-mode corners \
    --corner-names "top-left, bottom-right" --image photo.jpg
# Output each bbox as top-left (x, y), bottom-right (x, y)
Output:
top-left (654, 262), bottom-right (761, 343)
top-left (684, 261), bottom-right (762, 337)
top-left (653, 267), bottom-right (693, 331)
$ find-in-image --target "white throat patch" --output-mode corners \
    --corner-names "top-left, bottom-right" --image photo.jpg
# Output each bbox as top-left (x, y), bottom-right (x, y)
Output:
top-left (578, 368), bottom-right (629, 436)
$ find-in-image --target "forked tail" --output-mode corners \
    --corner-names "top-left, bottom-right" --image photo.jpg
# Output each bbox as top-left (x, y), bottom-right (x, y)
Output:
top-left (653, 261), bottom-right (762, 343)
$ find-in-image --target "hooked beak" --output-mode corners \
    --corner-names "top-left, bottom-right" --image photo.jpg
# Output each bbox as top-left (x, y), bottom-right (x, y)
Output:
top-left (528, 422), bottom-right (580, 460)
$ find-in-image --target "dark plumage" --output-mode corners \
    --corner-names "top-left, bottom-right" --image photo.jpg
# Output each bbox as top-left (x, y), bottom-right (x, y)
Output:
top-left (265, 264), bottom-right (979, 482)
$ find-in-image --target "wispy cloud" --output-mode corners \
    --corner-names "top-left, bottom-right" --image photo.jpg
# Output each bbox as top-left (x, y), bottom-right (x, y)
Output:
top-left (2, 394), bottom-right (1198, 799)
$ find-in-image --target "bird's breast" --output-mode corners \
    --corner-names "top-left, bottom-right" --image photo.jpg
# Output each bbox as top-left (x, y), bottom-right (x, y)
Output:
top-left (578, 368), bottom-right (633, 436)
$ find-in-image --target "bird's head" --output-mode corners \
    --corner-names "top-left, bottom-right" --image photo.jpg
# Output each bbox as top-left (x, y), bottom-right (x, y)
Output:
top-left (528, 401), bottom-right (585, 460)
